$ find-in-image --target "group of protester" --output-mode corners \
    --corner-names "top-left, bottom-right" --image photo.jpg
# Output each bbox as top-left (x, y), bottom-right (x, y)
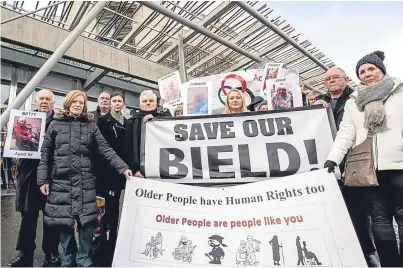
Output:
top-left (4, 50), bottom-right (402, 267)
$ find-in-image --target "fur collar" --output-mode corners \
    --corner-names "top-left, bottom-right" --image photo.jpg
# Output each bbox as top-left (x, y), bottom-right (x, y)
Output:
top-left (54, 110), bottom-right (94, 122)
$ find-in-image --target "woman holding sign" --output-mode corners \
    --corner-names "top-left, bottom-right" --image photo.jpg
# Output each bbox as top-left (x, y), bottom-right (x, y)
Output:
top-left (325, 51), bottom-right (403, 267)
top-left (222, 89), bottom-right (248, 114)
top-left (37, 90), bottom-right (132, 267)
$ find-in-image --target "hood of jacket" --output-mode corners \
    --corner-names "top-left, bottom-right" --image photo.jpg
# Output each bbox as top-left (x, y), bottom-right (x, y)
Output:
top-left (54, 110), bottom-right (95, 122)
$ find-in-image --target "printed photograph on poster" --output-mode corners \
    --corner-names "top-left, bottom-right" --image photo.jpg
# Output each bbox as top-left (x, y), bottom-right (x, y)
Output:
top-left (271, 78), bottom-right (293, 110)
top-left (263, 62), bottom-right (284, 80)
top-left (158, 71), bottom-right (182, 102)
top-left (183, 81), bottom-right (212, 116)
top-left (2, 109), bottom-right (46, 159)
top-left (187, 69), bottom-right (264, 114)
top-left (262, 76), bottom-right (303, 110)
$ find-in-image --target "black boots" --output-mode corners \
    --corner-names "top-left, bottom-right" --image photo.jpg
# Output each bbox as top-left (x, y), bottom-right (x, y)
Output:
top-left (41, 252), bottom-right (61, 267)
top-left (7, 253), bottom-right (33, 267)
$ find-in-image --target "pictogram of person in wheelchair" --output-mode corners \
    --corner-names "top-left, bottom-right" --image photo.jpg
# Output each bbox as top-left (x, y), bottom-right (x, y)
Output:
top-left (141, 232), bottom-right (164, 258)
top-left (172, 236), bottom-right (196, 263)
top-left (12, 117), bottom-right (39, 151)
top-left (302, 241), bottom-right (322, 265)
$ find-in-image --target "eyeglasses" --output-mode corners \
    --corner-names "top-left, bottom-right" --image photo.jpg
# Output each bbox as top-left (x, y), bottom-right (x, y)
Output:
top-left (324, 75), bottom-right (345, 82)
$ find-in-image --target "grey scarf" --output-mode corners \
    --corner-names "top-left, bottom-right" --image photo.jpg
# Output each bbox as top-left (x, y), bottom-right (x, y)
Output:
top-left (355, 75), bottom-right (395, 133)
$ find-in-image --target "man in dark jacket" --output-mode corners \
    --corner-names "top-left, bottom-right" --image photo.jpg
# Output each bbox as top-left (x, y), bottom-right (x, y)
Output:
top-left (324, 67), bottom-right (355, 131)
top-left (125, 90), bottom-right (171, 178)
top-left (90, 91), bottom-right (110, 123)
top-left (324, 67), bottom-right (378, 267)
top-left (8, 89), bottom-right (60, 267)
top-left (94, 92), bottom-right (128, 266)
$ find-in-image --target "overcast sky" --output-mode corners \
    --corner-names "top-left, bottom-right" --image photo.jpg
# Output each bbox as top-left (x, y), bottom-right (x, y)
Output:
top-left (266, 1), bottom-right (403, 83)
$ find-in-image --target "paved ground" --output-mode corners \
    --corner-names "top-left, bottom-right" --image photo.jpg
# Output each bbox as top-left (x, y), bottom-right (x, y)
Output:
top-left (1, 190), bottom-right (48, 267)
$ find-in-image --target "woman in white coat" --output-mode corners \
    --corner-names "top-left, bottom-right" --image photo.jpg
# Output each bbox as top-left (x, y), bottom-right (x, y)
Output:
top-left (324, 51), bottom-right (403, 267)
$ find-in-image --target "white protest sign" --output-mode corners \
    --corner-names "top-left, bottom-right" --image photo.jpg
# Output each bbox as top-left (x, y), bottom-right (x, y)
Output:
top-left (2, 109), bottom-right (46, 159)
top-left (113, 169), bottom-right (366, 267)
top-left (188, 69), bottom-right (264, 114)
top-left (158, 71), bottom-right (183, 108)
top-left (142, 106), bottom-right (334, 183)
top-left (182, 81), bottom-right (213, 116)
top-left (262, 77), bottom-right (302, 110)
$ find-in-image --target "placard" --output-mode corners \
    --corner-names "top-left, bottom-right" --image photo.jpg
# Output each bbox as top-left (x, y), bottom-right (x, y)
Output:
top-left (2, 109), bottom-right (46, 159)
top-left (187, 69), bottom-right (264, 114)
top-left (113, 170), bottom-right (366, 267)
top-left (182, 81), bottom-right (213, 116)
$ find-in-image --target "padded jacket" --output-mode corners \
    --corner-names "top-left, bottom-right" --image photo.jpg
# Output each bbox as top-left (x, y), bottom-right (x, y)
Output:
top-left (327, 78), bottom-right (403, 171)
top-left (37, 111), bottom-right (128, 228)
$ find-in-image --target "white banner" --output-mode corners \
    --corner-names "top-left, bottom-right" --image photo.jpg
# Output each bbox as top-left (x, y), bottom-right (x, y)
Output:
top-left (142, 106), bottom-right (334, 183)
top-left (113, 170), bottom-right (366, 267)
top-left (2, 109), bottom-right (46, 159)
top-left (188, 69), bottom-right (264, 114)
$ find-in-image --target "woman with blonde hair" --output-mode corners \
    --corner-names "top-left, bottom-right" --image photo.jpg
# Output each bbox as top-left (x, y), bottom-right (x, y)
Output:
top-left (306, 91), bottom-right (321, 106)
top-left (222, 89), bottom-right (248, 114)
top-left (37, 90), bottom-right (132, 267)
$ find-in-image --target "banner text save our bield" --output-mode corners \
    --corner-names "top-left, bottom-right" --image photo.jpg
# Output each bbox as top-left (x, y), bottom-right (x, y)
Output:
top-left (160, 115), bottom-right (319, 179)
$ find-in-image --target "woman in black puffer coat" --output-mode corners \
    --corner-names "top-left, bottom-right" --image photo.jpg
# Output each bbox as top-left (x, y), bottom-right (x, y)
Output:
top-left (37, 90), bottom-right (132, 267)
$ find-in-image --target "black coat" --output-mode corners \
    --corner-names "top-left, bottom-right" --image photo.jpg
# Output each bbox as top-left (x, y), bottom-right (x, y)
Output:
top-left (125, 109), bottom-right (171, 174)
top-left (16, 110), bottom-right (54, 213)
top-left (37, 111), bottom-right (128, 228)
top-left (332, 86), bottom-right (354, 130)
top-left (94, 112), bottom-right (127, 194)
top-left (90, 106), bottom-right (105, 124)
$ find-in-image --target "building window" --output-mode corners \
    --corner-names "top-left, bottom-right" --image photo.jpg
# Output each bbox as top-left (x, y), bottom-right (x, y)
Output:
top-left (1, 83), bottom-right (11, 108)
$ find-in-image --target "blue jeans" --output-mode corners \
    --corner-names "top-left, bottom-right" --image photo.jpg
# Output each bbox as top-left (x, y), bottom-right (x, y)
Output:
top-left (60, 218), bottom-right (94, 267)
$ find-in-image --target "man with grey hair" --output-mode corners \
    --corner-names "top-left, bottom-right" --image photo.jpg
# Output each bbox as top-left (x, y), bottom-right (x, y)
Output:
top-left (125, 90), bottom-right (171, 178)
top-left (90, 91), bottom-right (111, 123)
top-left (8, 89), bottom-right (60, 267)
top-left (323, 67), bottom-right (354, 129)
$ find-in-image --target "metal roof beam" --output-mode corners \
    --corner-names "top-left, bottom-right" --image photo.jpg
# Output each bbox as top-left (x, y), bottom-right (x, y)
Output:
top-left (236, 1), bottom-right (329, 71)
top-left (223, 38), bottom-right (287, 72)
top-left (68, 1), bottom-right (90, 30)
top-left (187, 22), bottom-right (265, 73)
top-left (151, 1), bottom-right (235, 63)
top-left (82, 68), bottom-right (110, 92)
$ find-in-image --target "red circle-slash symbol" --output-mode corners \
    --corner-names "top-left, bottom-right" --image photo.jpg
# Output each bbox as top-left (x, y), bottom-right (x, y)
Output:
top-left (220, 74), bottom-right (247, 95)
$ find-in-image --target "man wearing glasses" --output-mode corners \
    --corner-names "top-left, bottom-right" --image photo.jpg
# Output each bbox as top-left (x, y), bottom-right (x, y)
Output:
top-left (324, 67), bottom-right (354, 129)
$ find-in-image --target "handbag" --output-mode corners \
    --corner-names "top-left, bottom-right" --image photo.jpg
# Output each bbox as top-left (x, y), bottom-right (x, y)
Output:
top-left (344, 131), bottom-right (378, 187)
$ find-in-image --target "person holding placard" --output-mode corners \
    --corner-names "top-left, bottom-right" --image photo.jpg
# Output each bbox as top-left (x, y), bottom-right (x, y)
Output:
top-left (8, 89), bottom-right (61, 267)
top-left (125, 90), bottom-right (170, 178)
top-left (37, 90), bottom-right (132, 267)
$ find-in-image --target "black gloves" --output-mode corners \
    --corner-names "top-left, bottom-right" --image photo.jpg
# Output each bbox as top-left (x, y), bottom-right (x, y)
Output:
top-left (324, 160), bottom-right (337, 173)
